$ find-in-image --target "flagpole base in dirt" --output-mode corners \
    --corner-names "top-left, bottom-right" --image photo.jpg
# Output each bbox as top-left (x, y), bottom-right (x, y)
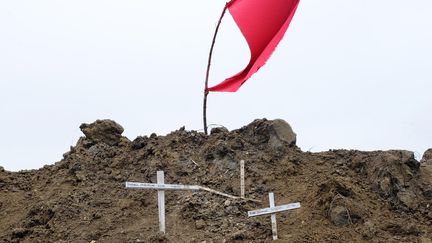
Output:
top-left (203, 90), bottom-right (209, 135)
top-left (203, 4), bottom-right (228, 135)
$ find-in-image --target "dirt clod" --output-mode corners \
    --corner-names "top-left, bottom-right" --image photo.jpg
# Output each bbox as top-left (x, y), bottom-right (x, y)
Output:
top-left (79, 119), bottom-right (125, 146)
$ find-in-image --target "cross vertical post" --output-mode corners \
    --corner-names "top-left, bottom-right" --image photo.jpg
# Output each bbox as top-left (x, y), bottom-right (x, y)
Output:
top-left (269, 192), bottom-right (278, 240)
top-left (157, 171), bottom-right (165, 233)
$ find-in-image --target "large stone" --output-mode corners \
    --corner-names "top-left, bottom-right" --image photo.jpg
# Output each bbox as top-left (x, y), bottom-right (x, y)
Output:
top-left (329, 205), bottom-right (350, 226)
top-left (79, 119), bottom-right (124, 146)
top-left (421, 149), bottom-right (432, 164)
top-left (239, 118), bottom-right (297, 148)
top-left (420, 149), bottom-right (432, 199)
top-left (268, 119), bottom-right (297, 148)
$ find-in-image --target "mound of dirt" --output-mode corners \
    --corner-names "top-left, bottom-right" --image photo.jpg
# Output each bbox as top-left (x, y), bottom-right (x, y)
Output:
top-left (0, 119), bottom-right (431, 242)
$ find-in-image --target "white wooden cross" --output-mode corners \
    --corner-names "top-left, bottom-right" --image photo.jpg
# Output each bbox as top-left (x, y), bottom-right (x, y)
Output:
top-left (248, 192), bottom-right (301, 240)
top-left (125, 171), bottom-right (200, 233)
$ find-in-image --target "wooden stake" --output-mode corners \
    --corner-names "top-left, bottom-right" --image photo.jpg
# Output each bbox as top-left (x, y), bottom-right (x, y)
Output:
top-left (203, 4), bottom-right (228, 135)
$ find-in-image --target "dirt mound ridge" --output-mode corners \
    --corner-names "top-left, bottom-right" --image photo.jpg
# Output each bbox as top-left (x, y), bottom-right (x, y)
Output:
top-left (0, 119), bottom-right (431, 242)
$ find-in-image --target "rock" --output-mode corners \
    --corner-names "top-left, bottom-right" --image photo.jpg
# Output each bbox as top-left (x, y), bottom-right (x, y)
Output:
top-left (421, 149), bottom-right (432, 164)
top-left (195, 219), bottom-right (206, 230)
top-left (418, 149), bottom-right (432, 199)
top-left (225, 205), bottom-right (241, 215)
top-left (329, 205), bottom-right (350, 226)
top-left (268, 119), bottom-right (297, 148)
top-left (229, 230), bottom-right (247, 240)
top-left (397, 190), bottom-right (418, 209)
top-left (423, 189), bottom-right (432, 199)
top-left (240, 118), bottom-right (296, 148)
top-left (0, 166), bottom-right (4, 172)
top-left (80, 119), bottom-right (124, 146)
top-left (224, 199), bottom-right (231, 207)
top-left (379, 176), bottom-right (392, 195)
top-left (131, 136), bottom-right (148, 150)
top-left (11, 227), bottom-right (31, 239)
top-left (150, 133), bottom-right (157, 139)
top-left (210, 126), bottom-right (229, 134)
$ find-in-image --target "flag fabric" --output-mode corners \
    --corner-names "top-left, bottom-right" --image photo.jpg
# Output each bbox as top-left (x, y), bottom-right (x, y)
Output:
top-left (207, 0), bottom-right (300, 92)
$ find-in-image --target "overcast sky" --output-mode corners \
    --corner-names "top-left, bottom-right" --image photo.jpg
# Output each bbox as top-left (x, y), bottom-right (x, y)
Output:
top-left (1, 0), bottom-right (431, 171)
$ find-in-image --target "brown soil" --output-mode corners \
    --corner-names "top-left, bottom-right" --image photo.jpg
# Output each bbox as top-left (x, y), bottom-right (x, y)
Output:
top-left (1, 119), bottom-right (431, 243)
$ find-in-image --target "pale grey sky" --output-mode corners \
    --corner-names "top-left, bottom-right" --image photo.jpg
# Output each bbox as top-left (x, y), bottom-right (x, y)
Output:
top-left (1, 0), bottom-right (431, 171)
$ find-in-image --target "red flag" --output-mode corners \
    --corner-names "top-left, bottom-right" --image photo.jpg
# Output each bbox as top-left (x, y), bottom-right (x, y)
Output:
top-left (207, 0), bottom-right (300, 92)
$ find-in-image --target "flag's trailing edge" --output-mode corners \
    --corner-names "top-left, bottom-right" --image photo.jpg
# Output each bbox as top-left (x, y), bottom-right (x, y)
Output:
top-left (207, 0), bottom-right (300, 92)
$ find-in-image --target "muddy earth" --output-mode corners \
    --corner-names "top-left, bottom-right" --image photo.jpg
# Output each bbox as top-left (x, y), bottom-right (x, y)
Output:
top-left (0, 119), bottom-right (431, 242)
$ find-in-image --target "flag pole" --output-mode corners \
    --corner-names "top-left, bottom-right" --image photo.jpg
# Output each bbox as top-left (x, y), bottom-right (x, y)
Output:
top-left (203, 4), bottom-right (228, 135)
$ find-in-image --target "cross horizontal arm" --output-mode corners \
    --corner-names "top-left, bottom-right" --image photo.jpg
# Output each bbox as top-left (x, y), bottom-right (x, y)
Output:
top-left (248, 202), bottom-right (301, 217)
top-left (125, 181), bottom-right (260, 202)
top-left (125, 182), bottom-right (200, 190)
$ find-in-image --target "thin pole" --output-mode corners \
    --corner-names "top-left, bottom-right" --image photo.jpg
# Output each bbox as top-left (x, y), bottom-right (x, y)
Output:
top-left (203, 4), bottom-right (228, 135)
